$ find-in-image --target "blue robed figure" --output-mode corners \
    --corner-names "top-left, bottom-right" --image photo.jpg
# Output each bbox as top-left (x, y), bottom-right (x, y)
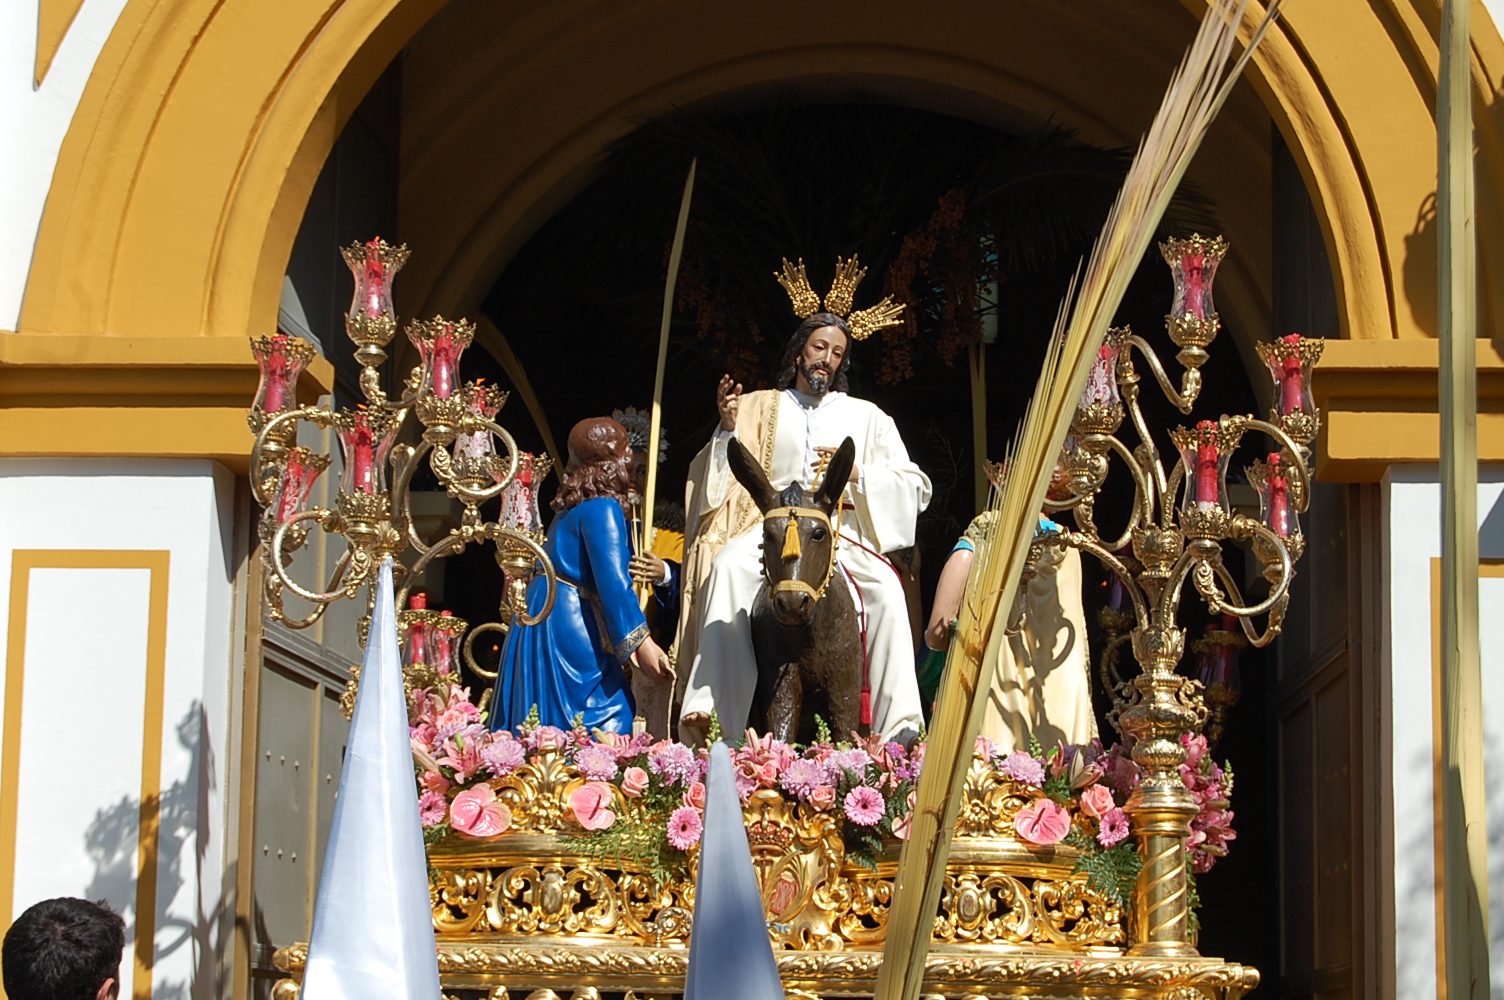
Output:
top-left (493, 417), bottom-right (669, 734)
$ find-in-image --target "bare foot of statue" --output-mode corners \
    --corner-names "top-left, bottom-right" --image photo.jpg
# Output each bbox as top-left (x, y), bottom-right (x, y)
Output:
top-left (680, 712), bottom-right (710, 747)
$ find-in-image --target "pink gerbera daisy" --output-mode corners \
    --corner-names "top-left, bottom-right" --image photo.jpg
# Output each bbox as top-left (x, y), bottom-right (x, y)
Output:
top-left (843, 785), bottom-right (886, 827)
top-left (666, 806), bottom-right (703, 850)
top-left (417, 790), bottom-right (447, 828)
top-left (1097, 807), bottom-right (1131, 847)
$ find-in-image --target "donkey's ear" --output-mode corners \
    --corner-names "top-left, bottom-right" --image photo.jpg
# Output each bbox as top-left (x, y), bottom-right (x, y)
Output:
top-left (728, 436), bottom-right (778, 513)
top-left (819, 437), bottom-right (857, 509)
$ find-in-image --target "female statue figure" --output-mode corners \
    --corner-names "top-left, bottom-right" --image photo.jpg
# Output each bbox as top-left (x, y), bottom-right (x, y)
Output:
top-left (492, 417), bottom-right (668, 733)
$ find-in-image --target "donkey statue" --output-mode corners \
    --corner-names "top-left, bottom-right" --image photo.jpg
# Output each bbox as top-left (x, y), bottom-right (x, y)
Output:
top-left (726, 435), bottom-right (864, 743)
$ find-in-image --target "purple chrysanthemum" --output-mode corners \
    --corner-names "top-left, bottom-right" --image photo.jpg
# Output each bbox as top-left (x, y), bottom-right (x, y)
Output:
top-left (779, 758), bottom-right (827, 800)
top-left (480, 737), bottom-right (526, 777)
top-left (843, 785), bottom-right (887, 827)
top-left (1001, 750), bottom-right (1046, 787)
top-left (649, 743), bottom-right (698, 786)
top-left (824, 748), bottom-right (871, 784)
top-left (574, 744), bottom-right (619, 781)
top-left (666, 805), bottom-right (703, 850)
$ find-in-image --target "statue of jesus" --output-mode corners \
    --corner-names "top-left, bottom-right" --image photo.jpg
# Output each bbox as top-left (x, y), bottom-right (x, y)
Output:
top-left (676, 257), bottom-right (932, 743)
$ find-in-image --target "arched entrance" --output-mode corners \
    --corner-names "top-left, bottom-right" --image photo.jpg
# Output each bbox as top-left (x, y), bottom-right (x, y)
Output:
top-left (22, 4), bottom-right (1504, 1000)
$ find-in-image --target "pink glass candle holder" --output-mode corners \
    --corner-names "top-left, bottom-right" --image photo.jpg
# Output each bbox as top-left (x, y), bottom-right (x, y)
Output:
top-left (333, 407), bottom-right (400, 497)
top-left (1248, 452), bottom-right (1295, 539)
top-left (407, 317), bottom-right (476, 400)
top-left (274, 446), bottom-right (330, 524)
top-left (402, 593), bottom-right (431, 668)
top-left (454, 380), bottom-right (509, 461)
top-left (1079, 341), bottom-right (1122, 409)
top-left (250, 333), bottom-right (316, 415)
top-left (341, 238), bottom-right (410, 353)
top-left (500, 452), bottom-right (551, 534)
top-left (433, 610), bottom-right (463, 675)
top-left (1161, 234), bottom-right (1228, 323)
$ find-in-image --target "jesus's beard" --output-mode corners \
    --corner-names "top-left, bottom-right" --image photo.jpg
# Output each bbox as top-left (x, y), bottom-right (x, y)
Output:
top-left (801, 361), bottom-right (834, 395)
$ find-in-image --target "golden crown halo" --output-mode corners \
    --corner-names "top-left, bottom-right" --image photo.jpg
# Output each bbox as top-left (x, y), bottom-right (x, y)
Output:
top-left (773, 254), bottom-right (906, 341)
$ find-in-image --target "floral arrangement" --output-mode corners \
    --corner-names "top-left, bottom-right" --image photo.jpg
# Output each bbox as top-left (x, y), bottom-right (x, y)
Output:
top-left (406, 681), bottom-right (1234, 908)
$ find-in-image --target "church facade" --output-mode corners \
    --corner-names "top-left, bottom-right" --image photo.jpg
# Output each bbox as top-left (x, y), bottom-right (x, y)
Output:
top-left (1, 2), bottom-right (1503, 998)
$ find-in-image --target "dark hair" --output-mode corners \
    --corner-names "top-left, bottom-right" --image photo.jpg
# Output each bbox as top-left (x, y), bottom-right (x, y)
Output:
top-left (3, 898), bottom-right (125, 1000)
top-left (552, 417), bottom-right (634, 512)
top-left (775, 312), bottom-right (852, 393)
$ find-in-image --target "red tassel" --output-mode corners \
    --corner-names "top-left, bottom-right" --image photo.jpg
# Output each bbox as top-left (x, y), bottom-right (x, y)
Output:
top-left (860, 687), bottom-right (872, 727)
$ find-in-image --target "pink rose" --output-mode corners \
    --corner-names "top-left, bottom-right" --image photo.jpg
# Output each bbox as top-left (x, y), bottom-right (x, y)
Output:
top-left (757, 761), bottom-right (780, 787)
top-left (621, 766), bottom-right (650, 798)
top-left (1013, 798), bottom-right (1071, 846)
top-left (420, 770), bottom-right (452, 796)
top-left (1079, 783), bottom-right (1116, 820)
top-left (683, 781), bottom-right (706, 810)
top-left (569, 781), bottom-right (617, 831)
top-left (448, 785), bottom-right (512, 838)
top-left (808, 785), bottom-right (837, 811)
top-left (534, 726), bottom-right (568, 751)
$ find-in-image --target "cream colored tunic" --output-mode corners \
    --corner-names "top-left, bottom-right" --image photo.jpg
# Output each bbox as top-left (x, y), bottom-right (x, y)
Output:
top-left (980, 543), bottom-right (1098, 751)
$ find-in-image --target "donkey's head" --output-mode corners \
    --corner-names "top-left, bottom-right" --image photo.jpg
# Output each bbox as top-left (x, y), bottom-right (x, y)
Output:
top-left (728, 436), bottom-right (856, 627)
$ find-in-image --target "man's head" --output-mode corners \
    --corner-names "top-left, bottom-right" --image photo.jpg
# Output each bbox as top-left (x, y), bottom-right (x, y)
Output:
top-left (3, 898), bottom-right (125, 1000)
top-left (552, 417), bottom-right (634, 512)
top-left (776, 313), bottom-right (852, 395)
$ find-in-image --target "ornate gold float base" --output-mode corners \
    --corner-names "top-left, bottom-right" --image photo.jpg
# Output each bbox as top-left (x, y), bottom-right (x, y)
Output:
top-left (272, 941), bottom-right (1259, 1000)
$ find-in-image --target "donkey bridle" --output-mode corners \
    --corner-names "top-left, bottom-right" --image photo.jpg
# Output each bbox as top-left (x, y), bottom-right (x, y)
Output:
top-left (762, 505), bottom-right (840, 601)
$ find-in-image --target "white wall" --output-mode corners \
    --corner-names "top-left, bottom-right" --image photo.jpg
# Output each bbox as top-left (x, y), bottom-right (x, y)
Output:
top-left (0, 0), bottom-right (130, 329)
top-left (0, 460), bottom-right (238, 1000)
top-left (1385, 464), bottom-right (1504, 1000)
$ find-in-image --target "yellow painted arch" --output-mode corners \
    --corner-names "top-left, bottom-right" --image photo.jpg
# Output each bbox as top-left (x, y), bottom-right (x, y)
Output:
top-left (12, 0), bottom-right (1504, 471)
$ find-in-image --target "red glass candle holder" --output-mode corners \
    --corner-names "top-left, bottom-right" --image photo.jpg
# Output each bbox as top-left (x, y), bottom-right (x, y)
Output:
top-left (407, 317), bottom-right (476, 400)
top-left (1162, 234), bottom-right (1228, 323)
top-left (341, 238), bottom-right (410, 360)
top-left (274, 446), bottom-right (330, 525)
top-left (1171, 420), bottom-right (1235, 520)
top-left (1247, 452), bottom-right (1295, 539)
top-left (333, 407), bottom-right (401, 497)
top-left (250, 333), bottom-right (316, 416)
top-left (1255, 334), bottom-right (1324, 444)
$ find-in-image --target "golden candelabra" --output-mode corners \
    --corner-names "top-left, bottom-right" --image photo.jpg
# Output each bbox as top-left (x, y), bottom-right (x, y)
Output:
top-left (1049, 234), bottom-right (1322, 956)
top-left (247, 238), bottom-right (557, 653)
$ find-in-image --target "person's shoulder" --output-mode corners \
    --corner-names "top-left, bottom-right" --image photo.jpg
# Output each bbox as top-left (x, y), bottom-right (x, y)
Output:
top-left (577, 496), bottom-right (626, 518)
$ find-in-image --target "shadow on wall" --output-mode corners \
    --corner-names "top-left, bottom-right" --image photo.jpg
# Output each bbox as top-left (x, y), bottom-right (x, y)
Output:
top-left (84, 703), bottom-right (217, 1000)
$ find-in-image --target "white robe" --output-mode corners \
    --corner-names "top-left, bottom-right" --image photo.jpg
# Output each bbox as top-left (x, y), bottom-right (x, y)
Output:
top-left (680, 389), bottom-right (932, 742)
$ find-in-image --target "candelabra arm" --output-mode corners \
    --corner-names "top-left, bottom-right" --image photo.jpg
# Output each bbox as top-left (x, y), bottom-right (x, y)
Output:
top-left (1126, 334), bottom-right (1198, 414)
top-left (272, 509), bottom-right (361, 604)
top-left (1242, 418), bottom-right (1314, 513)
top-left (462, 621), bottom-right (508, 680)
top-left (1218, 517), bottom-right (1297, 618)
top-left (1156, 547), bottom-right (1202, 625)
top-left (1066, 531), bottom-right (1151, 628)
top-left (1205, 557), bottom-right (1288, 648)
top-left (1088, 433), bottom-right (1153, 549)
top-left (395, 530), bottom-right (470, 610)
top-left (271, 549), bottom-right (352, 630)
top-left (1098, 632), bottom-right (1132, 693)
top-left (1122, 386), bottom-right (1172, 515)
top-left (488, 526), bottom-right (558, 627)
top-left (250, 406), bottom-right (327, 505)
top-left (432, 417), bottom-right (522, 508)
top-left (362, 360), bottom-right (429, 412)
top-left (389, 438), bottom-right (446, 557)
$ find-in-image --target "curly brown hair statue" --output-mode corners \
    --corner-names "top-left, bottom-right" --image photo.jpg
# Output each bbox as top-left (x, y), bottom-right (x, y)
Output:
top-left (551, 417), bottom-right (635, 513)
